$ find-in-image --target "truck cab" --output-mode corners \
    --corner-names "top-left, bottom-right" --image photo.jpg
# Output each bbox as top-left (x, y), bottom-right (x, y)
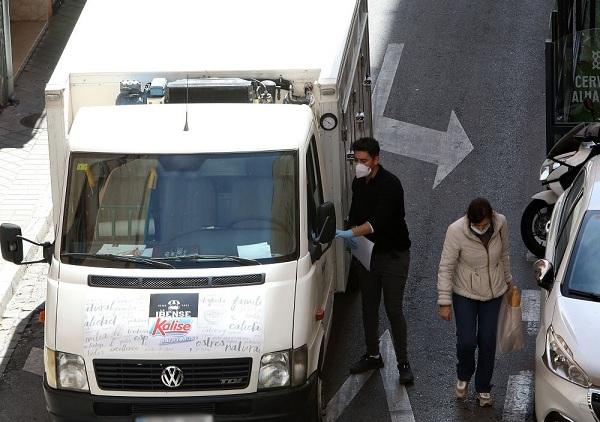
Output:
top-left (33, 103), bottom-right (335, 421)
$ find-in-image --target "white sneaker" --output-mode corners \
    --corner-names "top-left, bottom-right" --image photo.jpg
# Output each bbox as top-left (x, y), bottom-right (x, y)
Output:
top-left (455, 380), bottom-right (468, 399)
top-left (476, 392), bottom-right (492, 407)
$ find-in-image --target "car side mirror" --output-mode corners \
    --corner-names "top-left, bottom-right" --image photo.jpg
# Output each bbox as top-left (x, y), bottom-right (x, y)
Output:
top-left (533, 259), bottom-right (554, 291)
top-left (315, 202), bottom-right (336, 244)
top-left (0, 223), bottom-right (24, 264)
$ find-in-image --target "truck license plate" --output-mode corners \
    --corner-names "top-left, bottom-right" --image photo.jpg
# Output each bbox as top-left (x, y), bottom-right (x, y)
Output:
top-left (135, 415), bottom-right (213, 422)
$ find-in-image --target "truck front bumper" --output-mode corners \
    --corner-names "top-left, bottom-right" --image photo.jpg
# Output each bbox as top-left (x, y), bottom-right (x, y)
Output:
top-left (44, 374), bottom-right (318, 422)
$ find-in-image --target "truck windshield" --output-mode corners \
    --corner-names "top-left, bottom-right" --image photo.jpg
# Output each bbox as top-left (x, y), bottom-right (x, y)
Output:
top-left (61, 151), bottom-right (298, 268)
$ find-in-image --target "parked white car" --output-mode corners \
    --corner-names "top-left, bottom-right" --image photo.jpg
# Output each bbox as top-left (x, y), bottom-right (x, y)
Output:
top-left (533, 155), bottom-right (600, 422)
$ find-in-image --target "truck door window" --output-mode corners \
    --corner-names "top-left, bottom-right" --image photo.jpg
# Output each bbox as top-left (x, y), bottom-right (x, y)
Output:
top-left (306, 137), bottom-right (324, 242)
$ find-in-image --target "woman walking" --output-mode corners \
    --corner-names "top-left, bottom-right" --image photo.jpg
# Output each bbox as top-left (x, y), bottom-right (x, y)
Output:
top-left (437, 198), bottom-right (513, 406)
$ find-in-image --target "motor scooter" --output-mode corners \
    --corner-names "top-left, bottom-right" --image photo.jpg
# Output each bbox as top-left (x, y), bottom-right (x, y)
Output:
top-left (521, 122), bottom-right (600, 257)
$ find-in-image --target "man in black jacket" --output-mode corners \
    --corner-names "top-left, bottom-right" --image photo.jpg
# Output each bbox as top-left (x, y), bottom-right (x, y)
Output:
top-left (335, 137), bottom-right (413, 384)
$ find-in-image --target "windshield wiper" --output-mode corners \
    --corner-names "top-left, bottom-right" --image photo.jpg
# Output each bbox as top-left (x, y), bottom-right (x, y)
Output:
top-left (157, 254), bottom-right (262, 266)
top-left (568, 288), bottom-right (600, 302)
top-left (61, 253), bottom-right (174, 269)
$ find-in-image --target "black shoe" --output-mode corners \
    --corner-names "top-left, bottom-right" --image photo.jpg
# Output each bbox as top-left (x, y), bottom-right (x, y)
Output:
top-left (349, 353), bottom-right (384, 374)
top-left (398, 362), bottom-right (414, 385)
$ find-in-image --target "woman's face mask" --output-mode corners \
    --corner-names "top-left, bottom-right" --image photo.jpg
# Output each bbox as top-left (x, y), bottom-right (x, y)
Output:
top-left (355, 163), bottom-right (371, 178)
top-left (470, 223), bottom-right (490, 235)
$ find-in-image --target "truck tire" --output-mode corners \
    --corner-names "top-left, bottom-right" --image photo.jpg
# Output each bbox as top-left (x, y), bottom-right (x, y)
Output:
top-left (520, 199), bottom-right (553, 258)
top-left (312, 372), bottom-right (325, 422)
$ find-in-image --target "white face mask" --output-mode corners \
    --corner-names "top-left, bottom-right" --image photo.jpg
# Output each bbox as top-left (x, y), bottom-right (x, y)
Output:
top-left (355, 163), bottom-right (371, 179)
top-left (470, 224), bottom-right (490, 235)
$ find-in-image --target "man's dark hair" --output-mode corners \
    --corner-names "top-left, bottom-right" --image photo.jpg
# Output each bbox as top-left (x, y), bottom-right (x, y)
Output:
top-left (352, 137), bottom-right (380, 157)
top-left (466, 198), bottom-right (494, 224)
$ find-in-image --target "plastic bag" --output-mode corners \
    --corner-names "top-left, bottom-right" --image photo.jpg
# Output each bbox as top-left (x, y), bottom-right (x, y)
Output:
top-left (496, 286), bottom-right (524, 353)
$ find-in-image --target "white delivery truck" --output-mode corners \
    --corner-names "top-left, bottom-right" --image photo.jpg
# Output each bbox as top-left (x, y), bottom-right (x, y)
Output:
top-left (0, 0), bottom-right (374, 420)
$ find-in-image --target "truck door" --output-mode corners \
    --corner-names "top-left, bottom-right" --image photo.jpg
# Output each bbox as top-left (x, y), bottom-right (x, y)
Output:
top-left (306, 137), bottom-right (334, 330)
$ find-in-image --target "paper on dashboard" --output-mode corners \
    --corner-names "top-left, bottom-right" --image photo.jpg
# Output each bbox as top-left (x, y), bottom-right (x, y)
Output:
top-left (237, 242), bottom-right (272, 259)
top-left (352, 236), bottom-right (374, 271)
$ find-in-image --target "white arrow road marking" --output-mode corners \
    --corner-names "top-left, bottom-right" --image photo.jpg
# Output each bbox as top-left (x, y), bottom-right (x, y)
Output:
top-left (379, 330), bottom-right (416, 422)
top-left (325, 330), bottom-right (415, 422)
top-left (521, 289), bottom-right (540, 336)
top-left (373, 43), bottom-right (474, 189)
top-left (22, 346), bottom-right (44, 377)
top-left (502, 371), bottom-right (534, 422)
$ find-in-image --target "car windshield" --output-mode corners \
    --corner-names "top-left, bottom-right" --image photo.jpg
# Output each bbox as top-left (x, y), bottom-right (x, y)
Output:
top-left (565, 211), bottom-right (600, 295)
top-left (61, 151), bottom-right (298, 268)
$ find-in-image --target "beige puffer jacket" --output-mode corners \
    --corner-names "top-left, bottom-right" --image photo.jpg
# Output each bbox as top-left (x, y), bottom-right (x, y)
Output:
top-left (437, 212), bottom-right (513, 305)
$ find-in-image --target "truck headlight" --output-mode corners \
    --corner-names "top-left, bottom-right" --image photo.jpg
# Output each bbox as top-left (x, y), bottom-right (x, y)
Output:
top-left (544, 326), bottom-right (591, 388)
top-left (258, 350), bottom-right (290, 389)
top-left (257, 345), bottom-right (308, 389)
top-left (49, 350), bottom-right (89, 392)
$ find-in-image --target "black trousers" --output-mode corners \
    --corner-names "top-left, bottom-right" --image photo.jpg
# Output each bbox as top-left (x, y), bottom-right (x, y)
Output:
top-left (356, 249), bottom-right (410, 364)
top-left (452, 292), bottom-right (503, 393)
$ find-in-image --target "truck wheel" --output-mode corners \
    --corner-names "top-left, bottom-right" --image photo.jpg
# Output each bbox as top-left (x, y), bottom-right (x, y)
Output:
top-left (521, 199), bottom-right (553, 258)
top-left (312, 373), bottom-right (325, 422)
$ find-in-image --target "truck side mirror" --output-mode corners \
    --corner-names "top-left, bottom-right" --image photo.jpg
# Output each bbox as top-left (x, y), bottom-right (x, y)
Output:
top-left (0, 223), bottom-right (54, 265)
top-left (0, 223), bottom-right (24, 264)
top-left (315, 202), bottom-right (336, 244)
top-left (533, 259), bottom-right (554, 291)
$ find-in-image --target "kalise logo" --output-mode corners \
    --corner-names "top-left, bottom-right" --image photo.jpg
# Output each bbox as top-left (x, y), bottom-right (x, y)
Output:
top-left (151, 318), bottom-right (192, 336)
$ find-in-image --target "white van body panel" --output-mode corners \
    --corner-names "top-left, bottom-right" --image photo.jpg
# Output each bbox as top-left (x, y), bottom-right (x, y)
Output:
top-left (55, 262), bottom-right (297, 397)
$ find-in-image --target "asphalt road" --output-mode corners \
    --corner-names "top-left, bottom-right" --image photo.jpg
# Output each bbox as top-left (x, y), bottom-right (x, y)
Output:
top-left (0, 0), bottom-right (552, 420)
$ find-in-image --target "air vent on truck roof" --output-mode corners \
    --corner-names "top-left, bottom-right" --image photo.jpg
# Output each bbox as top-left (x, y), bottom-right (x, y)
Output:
top-left (88, 274), bottom-right (265, 289)
top-left (167, 78), bottom-right (255, 104)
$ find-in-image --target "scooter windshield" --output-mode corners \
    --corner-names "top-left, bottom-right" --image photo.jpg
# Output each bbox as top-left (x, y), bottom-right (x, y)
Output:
top-left (60, 151), bottom-right (299, 268)
top-left (547, 123), bottom-right (586, 160)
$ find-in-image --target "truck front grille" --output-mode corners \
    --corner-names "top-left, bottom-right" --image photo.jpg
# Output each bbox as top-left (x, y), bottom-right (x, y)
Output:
top-left (94, 358), bottom-right (252, 391)
top-left (88, 274), bottom-right (264, 288)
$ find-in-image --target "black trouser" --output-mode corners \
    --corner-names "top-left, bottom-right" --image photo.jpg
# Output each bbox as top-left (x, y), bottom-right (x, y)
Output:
top-left (356, 249), bottom-right (410, 364)
top-left (452, 292), bottom-right (503, 393)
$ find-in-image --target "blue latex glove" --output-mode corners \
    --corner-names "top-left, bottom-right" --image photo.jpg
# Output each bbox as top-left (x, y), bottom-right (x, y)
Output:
top-left (335, 229), bottom-right (354, 239)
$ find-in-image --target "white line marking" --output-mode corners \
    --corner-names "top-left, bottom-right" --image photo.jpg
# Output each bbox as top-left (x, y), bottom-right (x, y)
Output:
top-left (325, 370), bottom-right (376, 422)
top-left (502, 371), bottom-right (534, 422)
top-left (372, 43), bottom-right (404, 120)
top-left (325, 330), bottom-right (416, 421)
top-left (521, 289), bottom-right (540, 336)
top-left (521, 290), bottom-right (540, 322)
top-left (380, 330), bottom-right (416, 422)
top-left (22, 346), bottom-right (44, 377)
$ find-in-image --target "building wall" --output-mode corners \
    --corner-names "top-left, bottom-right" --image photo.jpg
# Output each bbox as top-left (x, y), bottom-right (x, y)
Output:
top-left (10, 0), bottom-right (51, 22)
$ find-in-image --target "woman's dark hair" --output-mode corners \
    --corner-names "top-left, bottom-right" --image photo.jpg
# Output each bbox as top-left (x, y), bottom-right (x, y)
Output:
top-left (352, 137), bottom-right (380, 157)
top-left (466, 198), bottom-right (494, 224)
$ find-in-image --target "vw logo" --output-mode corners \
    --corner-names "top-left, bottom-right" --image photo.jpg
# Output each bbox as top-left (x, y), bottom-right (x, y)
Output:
top-left (161, 365), bottom-right (184, 388)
